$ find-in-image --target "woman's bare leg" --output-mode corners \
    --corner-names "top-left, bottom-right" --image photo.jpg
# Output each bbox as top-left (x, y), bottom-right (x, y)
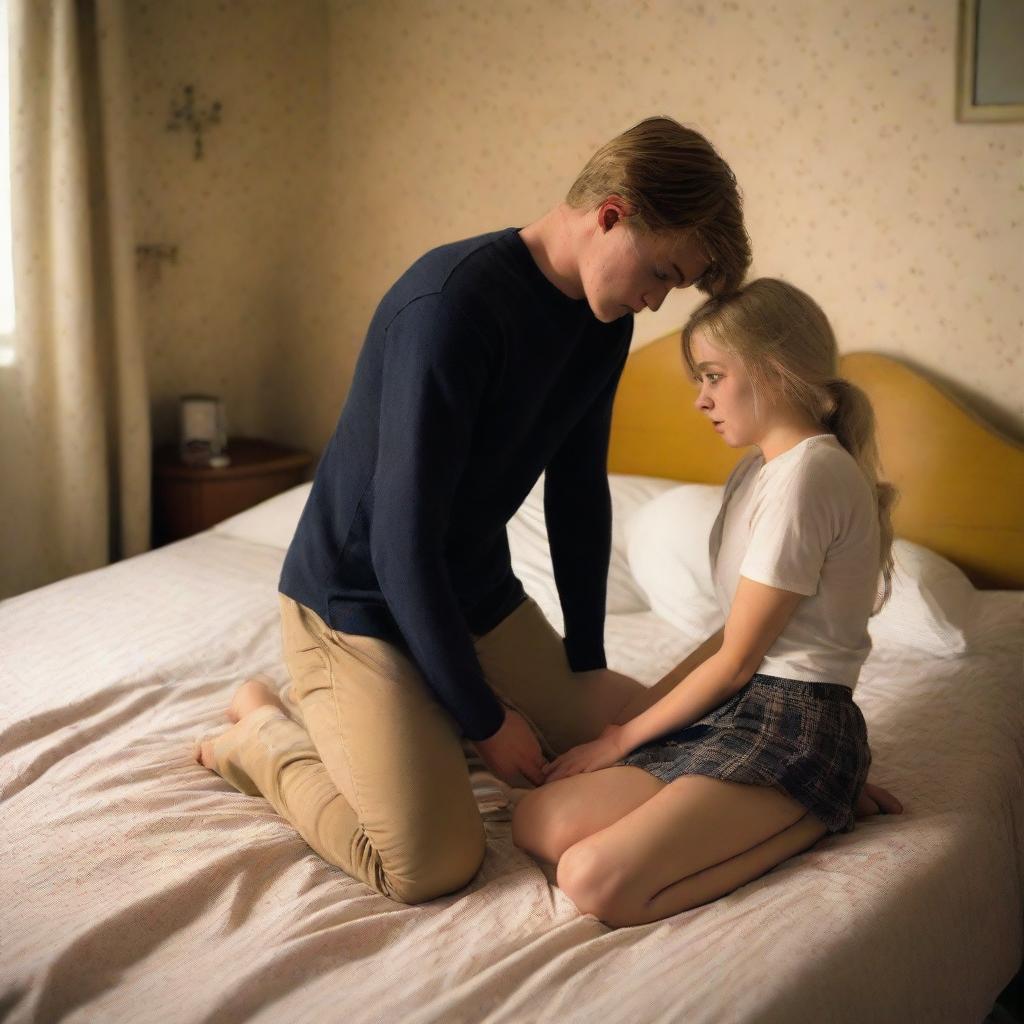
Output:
top-left (513, 765), bottom-right (665, 864)
top-left (556, 775), bottom-right (829, 927)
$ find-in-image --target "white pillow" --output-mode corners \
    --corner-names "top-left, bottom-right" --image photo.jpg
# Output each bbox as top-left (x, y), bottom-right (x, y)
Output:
top-left (506, 472), bottom-right (679, 620)
top-left (625, 483), bottom-right (726, 637)
top-left (609, 473), bottom-right (684, 610)
top-left (623, 482), bottom-right (979, 657)
top-left (867, 539), bottom-right (977, 655)
top-left (504, 476), bottom-right (560, 619)
top-left (212, 482), bottom-right (313, 549)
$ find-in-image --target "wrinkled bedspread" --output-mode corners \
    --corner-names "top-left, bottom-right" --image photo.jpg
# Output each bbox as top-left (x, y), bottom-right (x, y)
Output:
top-left (2, 530), bottom-right (1022, 1024)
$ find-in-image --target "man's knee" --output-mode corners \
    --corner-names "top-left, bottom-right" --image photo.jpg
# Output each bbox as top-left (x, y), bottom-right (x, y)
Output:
top-left (387, 821), bottom-right (488, 904)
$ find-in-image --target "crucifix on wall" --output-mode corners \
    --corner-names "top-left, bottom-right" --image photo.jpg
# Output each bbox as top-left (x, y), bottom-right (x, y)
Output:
top-left (167, 84), bottom-right (223, 159)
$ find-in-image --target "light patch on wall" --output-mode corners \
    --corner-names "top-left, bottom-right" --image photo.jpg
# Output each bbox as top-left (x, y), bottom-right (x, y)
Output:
top-left (0, 0), bottom-right (16, 348)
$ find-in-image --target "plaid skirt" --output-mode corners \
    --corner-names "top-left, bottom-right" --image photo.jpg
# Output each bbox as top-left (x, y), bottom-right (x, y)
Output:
top-left (615, 672), bottom-right (871, 833)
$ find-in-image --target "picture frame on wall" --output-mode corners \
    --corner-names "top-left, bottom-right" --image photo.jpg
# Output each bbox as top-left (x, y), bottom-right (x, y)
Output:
top-left (957, 0), bottom-right (1024, 122)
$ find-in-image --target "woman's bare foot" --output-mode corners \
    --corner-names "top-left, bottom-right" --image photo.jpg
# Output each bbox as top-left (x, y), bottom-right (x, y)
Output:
top-left (855, 780), bottom-right (904, 818)
top-left (193, 676), bottom-right (287, 772)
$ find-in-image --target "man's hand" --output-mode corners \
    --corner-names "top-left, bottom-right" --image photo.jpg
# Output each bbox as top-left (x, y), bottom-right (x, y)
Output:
top-left (470, 707), bottom-right (548, 788)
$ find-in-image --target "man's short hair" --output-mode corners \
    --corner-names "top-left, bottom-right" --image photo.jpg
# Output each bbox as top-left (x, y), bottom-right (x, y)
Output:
top-left (566, 116), bottom-right (752, 296)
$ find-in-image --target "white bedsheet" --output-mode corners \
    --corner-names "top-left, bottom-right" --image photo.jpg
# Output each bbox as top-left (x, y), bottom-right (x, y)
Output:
top-left (1, 527), bottom-right (1022, 1024)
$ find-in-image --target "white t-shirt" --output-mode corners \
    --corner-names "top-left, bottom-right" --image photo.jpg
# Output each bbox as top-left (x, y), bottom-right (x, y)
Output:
top-left (708, 433), bottom-right (880, 689)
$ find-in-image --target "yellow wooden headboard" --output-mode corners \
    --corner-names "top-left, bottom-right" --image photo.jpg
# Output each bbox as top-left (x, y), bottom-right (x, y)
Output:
top-left (608, 331), bottom-right (1024, 590)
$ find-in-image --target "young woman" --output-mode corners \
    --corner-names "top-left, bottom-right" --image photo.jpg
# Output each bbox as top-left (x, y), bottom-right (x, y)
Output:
top-left (511, 277), bottom-right (901, 928)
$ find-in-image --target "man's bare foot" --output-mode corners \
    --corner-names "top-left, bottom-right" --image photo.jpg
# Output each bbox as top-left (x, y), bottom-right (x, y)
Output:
top-left (196, 738), bottom-right (218, 770)
top-left (854, 780), bottom-right (904, 819)
top-left (193, 676), bottom-right (287, 772)
top-left (227, 676), bottom-right (288, 724)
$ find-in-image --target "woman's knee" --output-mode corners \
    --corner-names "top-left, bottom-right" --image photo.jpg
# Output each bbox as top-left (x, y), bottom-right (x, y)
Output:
top-left (510, 787), bottom-right (573, 862)
top-left (555, 841), bottom-right (625, 920)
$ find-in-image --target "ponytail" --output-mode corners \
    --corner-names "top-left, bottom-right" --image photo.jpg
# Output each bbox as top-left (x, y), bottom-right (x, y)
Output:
top-left (824, 379), bottom-right (898, 611)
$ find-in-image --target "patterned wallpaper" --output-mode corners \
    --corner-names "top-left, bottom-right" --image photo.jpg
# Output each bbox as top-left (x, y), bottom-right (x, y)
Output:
top-left (126, 0), bottom-right (329, 450)
top-left (127, 0), bottom-right (1024, 459)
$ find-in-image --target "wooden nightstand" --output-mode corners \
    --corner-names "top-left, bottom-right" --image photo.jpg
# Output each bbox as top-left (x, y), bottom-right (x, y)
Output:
top-left (152, 436), bottom-right (314, 545)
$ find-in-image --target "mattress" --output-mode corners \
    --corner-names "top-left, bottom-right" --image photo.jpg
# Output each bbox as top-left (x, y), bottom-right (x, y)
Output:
top-left (1, 489), bottom-right (1022, 1024)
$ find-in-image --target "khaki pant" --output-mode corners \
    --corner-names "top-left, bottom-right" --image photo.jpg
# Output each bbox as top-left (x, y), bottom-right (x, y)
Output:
top-left (210, 594), bottom-right (643, 904)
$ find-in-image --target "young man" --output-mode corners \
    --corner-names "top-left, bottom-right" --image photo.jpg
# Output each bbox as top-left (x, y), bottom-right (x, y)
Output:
top-left (195, 117), bottom-right (896, 905)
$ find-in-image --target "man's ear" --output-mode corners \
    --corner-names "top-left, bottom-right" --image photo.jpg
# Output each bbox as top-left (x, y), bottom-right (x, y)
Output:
top-left (597, 195), bottom-right (637, 233)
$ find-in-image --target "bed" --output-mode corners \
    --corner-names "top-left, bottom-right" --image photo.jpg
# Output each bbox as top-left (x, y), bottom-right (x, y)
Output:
top-left (2, 333), bottom-right (1023, 1024)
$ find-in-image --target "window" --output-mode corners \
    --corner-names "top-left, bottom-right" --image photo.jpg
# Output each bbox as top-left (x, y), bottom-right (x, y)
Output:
top-left (0, 0), bottom-right (15, 368)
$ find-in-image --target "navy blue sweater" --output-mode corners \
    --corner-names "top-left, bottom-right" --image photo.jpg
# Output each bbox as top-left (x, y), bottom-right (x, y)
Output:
top-left (279, 227), bottom-right (633, 741)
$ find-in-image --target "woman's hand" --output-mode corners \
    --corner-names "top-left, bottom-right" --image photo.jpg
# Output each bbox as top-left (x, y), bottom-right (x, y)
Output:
top-left (541, 723), bottom-right (628, 784)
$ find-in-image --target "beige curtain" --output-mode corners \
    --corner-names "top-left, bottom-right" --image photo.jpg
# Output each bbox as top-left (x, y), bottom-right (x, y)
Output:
top-left (0, 0), bottom-right (150, 601)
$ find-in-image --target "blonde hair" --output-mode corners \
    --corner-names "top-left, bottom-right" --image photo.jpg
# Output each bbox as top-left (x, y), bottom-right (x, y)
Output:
top-left (566, 116), bottom-right (751, 296)
top-left (681, 277), bottom-right (898, 611)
